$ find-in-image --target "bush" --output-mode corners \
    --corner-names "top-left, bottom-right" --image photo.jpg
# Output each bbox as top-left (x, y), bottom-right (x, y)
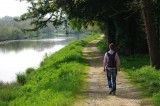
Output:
top-left (16, 73), bottom-right (26, 85)
top-left (26, 68), bottom-right (35, 75)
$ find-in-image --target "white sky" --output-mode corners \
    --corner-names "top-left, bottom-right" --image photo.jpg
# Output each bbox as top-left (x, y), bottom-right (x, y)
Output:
top-left (0, 0), bottom-right (29, 18)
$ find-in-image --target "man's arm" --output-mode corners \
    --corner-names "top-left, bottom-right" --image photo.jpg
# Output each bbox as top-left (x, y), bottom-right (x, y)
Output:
top-left (103, 63), bottom-right (107, 72)
top-left (103, 53), bottom-right (107, 72)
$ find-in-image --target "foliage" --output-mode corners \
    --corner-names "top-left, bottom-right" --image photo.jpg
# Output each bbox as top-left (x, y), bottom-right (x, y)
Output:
top-left (96, 36), bottom-right (147, 56)
top-left (120, 55), bottom-right (150, 70)
top-left (128, 66), bottom-right (160, 105)
top-left (18, 0), bottom-right (160, 69)
top-left (25, 68), bottom-right (35, 81)
top-left (17, 0), bottom-right (130, 31)
top-left (0, 16), bottom-right (59, 41)
top-left (96, 37), bottom-right (108, 53)
top-left (0, 16), bottom-right (99, 41)
top-left (16, 73), bottom-right (27, 85)
top-left (0, 82), bottom-right (20, 106)
top-left (26, 68), bottom-right (35, 75)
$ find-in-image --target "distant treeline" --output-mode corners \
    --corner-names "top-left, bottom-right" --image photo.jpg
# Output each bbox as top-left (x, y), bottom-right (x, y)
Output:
top-left (0, 16), bottom-right (65, 41)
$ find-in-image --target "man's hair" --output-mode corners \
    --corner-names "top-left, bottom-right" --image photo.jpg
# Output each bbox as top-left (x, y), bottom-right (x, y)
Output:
top-left (109, 43), bottom-right (115, 50)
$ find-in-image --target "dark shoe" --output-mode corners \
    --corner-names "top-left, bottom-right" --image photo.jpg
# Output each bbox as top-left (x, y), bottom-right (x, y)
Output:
top-left (113, 91), bottom-right (116, 95)
top-left (109, 90), bottom-right (113, 95)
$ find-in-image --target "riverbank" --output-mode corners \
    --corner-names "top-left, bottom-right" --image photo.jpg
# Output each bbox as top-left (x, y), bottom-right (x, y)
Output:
top-left (0, 33), bottom-right (97, 83)
top-left (0, 33), bottom-right (101, 106)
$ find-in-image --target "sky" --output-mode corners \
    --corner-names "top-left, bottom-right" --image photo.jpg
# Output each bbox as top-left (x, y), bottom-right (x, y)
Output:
top-left (0, 0), bottom-right (29, 18)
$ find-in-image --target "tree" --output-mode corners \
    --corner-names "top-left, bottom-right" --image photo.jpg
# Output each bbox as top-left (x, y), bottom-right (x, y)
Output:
top-left (18, 0), bottom-right (160, 68)
top-left (140, 0), bottom-right (160, 68)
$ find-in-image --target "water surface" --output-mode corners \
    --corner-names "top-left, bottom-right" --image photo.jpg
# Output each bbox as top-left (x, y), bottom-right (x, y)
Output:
top-left (0, 37), bottom-right (74, 83)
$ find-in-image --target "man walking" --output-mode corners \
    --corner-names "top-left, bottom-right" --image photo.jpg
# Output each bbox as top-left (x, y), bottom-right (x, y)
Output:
top-left (103, 43), bottom-right (120, 95)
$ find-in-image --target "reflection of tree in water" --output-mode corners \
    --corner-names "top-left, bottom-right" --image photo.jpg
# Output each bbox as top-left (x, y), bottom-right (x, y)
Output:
top-left (0, 38), bottom-right (74, 53)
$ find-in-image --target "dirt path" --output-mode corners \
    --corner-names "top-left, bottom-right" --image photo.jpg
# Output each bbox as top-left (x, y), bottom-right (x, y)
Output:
top-left (74, 37), bottom-right (153, 106)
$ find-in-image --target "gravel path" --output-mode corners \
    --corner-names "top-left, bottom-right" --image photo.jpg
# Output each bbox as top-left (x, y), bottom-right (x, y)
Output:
top-left (74, 37), bottom-right (153, 106)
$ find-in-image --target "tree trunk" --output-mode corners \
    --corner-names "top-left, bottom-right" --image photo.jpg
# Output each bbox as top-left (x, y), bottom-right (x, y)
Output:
top-left (108, 18), bottom-right (116, 44)
top-left (141, 0), bottom-right (160, 69)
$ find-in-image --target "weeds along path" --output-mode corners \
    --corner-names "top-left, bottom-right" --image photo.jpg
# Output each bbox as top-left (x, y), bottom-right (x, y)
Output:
top-left (74, 37), bottom-right (153, 106)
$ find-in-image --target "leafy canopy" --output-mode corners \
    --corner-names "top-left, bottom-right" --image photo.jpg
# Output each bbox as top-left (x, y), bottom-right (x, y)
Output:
top-left (18, 0), bottom-right (131, 31)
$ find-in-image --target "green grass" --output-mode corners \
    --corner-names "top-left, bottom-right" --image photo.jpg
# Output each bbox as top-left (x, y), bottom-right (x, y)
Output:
top-left (127, 66), bottom-right (160, 106)
top-left (97, 38), bottom-right (160, 106)
top-left (96, 38), bottom-right (108, 53)
top-left (0, 33), bottom-right (101, 106)
top-left (0, 82), bottom-right (20, 106)
top-left (16, 73), bottom-right (27, 85)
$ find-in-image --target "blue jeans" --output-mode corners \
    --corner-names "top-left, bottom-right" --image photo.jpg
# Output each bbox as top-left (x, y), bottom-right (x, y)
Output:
top-left (106, 69), bottom-right (117, 92)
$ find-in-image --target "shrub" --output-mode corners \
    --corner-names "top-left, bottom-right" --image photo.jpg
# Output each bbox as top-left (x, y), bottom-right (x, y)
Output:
top-left (16, 73), bottom-right (26, 85)
top-left (26, 68), bottom-right (35, 75)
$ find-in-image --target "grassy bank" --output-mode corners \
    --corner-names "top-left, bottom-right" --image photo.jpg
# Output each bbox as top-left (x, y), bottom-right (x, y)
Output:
top-left (97, 38), bottom-right (160, 106)
top-left (0, 34), bottom-right (100, 106)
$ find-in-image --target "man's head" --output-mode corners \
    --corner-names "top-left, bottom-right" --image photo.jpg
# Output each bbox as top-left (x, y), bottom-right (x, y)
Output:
top-left (109, 43), bottom-right (115, 50)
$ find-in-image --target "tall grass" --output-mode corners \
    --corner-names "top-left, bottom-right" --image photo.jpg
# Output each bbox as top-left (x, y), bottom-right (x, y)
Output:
top-left (0, 33), bottom-right (100, 106)
top-left (97, 38), bottom-right (160, 106)
top-left (0, 82), bottom-right (20, 106)
top-left (127, 66), bottom-right (160, 105)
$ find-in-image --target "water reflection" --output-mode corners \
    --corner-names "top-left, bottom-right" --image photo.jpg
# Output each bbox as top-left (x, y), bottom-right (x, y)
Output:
top-left (0, 37), bottom-right (73, 53)
top-left (0, 37), bottom-right (74, 83)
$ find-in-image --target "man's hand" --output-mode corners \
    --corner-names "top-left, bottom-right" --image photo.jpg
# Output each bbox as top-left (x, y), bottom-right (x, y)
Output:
top-left (117, 66), bottom-right (120, 72)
